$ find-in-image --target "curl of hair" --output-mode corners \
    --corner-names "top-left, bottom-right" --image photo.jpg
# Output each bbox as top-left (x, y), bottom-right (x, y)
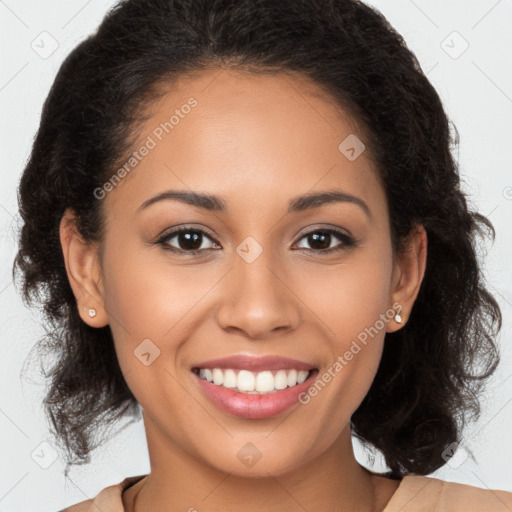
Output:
top-left (13, 0), bottom-right (501, 476)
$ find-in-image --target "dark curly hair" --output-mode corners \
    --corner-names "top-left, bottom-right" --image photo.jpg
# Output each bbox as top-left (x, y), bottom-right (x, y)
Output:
top-left (13, 0), bottom-right (501, 477)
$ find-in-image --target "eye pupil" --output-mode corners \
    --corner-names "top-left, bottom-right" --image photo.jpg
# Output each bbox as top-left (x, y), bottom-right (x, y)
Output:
top-left (179, 231), bottom-right (202, 250)
top-left (308, 232), bottom-right (330, 250)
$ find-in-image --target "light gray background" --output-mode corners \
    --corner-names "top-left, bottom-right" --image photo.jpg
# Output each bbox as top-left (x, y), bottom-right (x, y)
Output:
top-left (1, 1), bottom-right (511, 511)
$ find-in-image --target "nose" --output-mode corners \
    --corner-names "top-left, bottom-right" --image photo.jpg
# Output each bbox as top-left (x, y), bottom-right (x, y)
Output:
top-left (216, 251), bottom-right (301, 339)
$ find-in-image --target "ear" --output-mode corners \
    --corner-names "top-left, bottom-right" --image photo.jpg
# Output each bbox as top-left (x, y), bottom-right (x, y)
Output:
top-left (387, 224), bottom-right (427, 332)
top-left (59, 207), bottom-right (108, 327)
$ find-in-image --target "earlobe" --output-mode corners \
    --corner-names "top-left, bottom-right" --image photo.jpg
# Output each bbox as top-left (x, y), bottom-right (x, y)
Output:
top-left (59, 208), bottom-right (108, 327)
top-left (387, 224), bottom-right (427, 333)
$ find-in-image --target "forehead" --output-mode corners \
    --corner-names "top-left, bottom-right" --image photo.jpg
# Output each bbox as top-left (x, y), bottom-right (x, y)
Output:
top-left (103, 68), bottom-right (386, 221)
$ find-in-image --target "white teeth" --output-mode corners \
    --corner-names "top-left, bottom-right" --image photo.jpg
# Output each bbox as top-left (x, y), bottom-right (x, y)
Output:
top-left (223, 369), bottom-right (237, 388)
top-left (255, 371), bottom-right (274, 392)
top-left (196, 367), bottom-right (312, 394)
top-left (237, 370), bottom-right (255, 391)
top-left (287, 369), bottom-right (297, 387)
top-left (212, 368), bottom-right (224, 385)
top-left (297, 370), bottom-right (309, 384)
top-left (274, 370), bottom-right (288, 390)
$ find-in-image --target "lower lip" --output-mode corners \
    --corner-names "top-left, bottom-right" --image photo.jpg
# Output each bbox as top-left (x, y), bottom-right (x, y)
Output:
top-left (193, 370), bottom-right (318, 419)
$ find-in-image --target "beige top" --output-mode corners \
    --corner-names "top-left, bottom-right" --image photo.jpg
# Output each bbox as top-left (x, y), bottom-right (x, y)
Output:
top-left (60, 473), bottom-right (512, 511)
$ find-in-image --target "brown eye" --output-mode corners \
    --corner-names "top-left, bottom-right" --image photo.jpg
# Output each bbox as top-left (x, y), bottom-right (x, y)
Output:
top-left (157, 227), bottom-right (220, 255)
top-left (294, 229), bottom-right (355, 253)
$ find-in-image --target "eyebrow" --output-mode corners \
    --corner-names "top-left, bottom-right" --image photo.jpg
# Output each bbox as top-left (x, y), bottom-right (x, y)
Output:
top-left (137, 189), bottom-right (371, 219)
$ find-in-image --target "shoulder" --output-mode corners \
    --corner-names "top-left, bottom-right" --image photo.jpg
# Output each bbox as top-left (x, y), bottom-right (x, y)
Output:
top-left (58, 475), bottom-right (147, 512)
top-left (385, 474), bottom-right (512, 512)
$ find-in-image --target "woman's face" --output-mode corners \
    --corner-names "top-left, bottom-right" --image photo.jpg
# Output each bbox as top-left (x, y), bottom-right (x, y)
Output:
top-left (65, 68), bottom-right (425, 477)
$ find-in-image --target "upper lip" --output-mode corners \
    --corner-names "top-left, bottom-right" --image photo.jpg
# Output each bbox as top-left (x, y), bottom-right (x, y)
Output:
top-left (192, 355), bottom-right (317, 372)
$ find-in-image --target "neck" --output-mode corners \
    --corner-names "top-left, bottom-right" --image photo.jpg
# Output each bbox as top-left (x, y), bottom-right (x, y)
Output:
top-left (123, 414), bottom-right (400, 512)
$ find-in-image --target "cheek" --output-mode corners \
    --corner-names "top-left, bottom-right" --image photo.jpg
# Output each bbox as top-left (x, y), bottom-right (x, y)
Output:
top-left (296, 244), bottom-right (393, 344)
top-left (102, 233), bottom-right (199, 333)
top-left (303, 318), bottom-right (387, 450)
top-left (100, 236), bottom-right (225, 375)
top-left (296, 241), bottom-right (393, 416)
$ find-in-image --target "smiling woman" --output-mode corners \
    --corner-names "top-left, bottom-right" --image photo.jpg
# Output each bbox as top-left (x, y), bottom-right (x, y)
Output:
top-left (11, 0), bottom-right (512, 511)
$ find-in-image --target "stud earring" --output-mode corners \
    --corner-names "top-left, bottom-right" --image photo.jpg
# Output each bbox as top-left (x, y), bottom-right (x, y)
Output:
top-left (394, 306), bottom-right (403, 324)
top-left (85, 307), bottom-right (96, 318)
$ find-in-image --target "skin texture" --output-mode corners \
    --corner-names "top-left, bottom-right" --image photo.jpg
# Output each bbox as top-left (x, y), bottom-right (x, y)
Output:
top-left (59, 69), bottom-right (427, 511)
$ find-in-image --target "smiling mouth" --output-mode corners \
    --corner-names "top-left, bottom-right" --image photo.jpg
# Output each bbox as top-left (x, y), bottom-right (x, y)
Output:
top-left (192, 367), bottom-right (317, 395)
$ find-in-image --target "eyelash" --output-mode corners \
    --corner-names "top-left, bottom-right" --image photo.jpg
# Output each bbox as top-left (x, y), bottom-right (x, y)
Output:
top-left (155, 226), bottom-right (357, 256)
